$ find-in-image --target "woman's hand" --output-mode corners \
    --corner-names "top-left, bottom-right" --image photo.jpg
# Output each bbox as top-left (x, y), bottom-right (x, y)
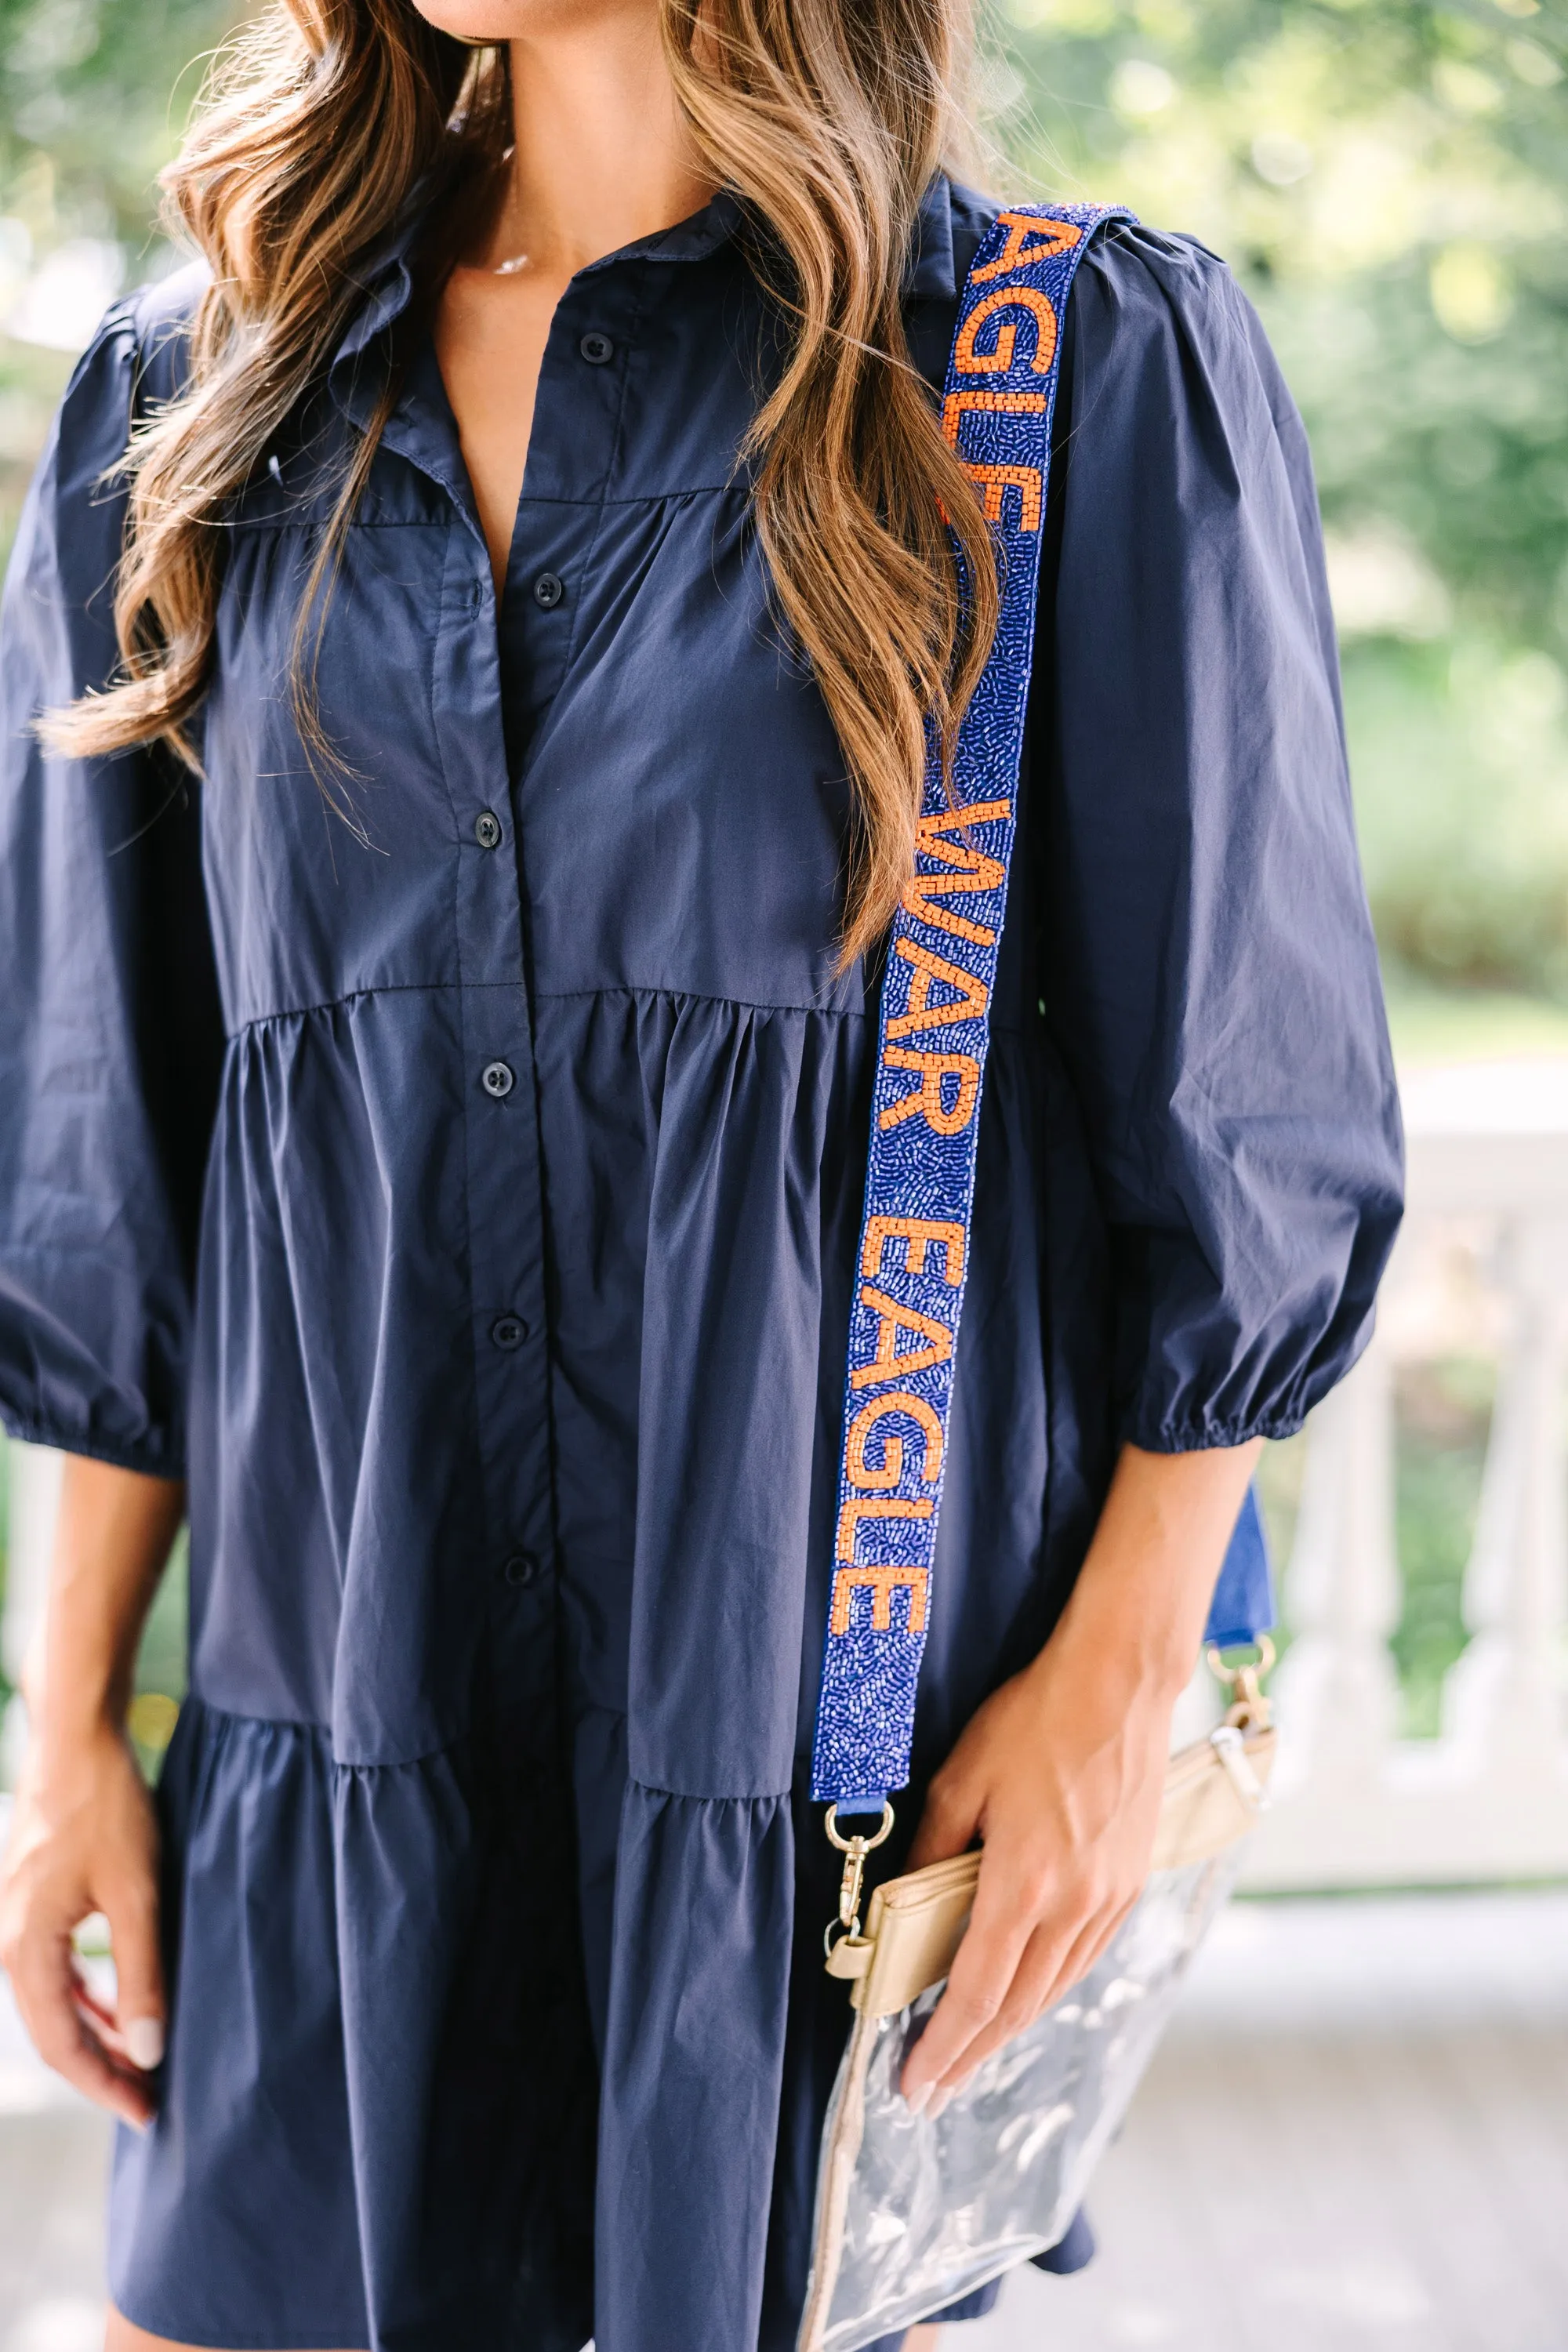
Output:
top-left (0, 1721), bottom-right (165, 2128)
top-left (0, 1453), bottom-right (183, 2128)
top-left (899, 1438), bottom-right (1261, 2114)
top-left (898, 1613), bottom-right (1173, 2110)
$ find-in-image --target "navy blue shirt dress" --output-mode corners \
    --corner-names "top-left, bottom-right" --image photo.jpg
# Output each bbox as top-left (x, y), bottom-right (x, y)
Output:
top-left (0, 176), bottom-right (1403, 2352)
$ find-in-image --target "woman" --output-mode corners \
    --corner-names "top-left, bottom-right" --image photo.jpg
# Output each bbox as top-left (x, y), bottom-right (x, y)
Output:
top-left (0, 0), bottom-right (1402, 2343)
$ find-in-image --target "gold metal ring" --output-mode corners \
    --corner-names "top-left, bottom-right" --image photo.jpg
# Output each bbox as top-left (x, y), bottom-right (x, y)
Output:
top-left (824, 1800), bottom-right (895, 1853)
top-left (1206, 1632), bottom-right (1276, 1683)
top-left (823, 1920), bottom-right (873, 1962)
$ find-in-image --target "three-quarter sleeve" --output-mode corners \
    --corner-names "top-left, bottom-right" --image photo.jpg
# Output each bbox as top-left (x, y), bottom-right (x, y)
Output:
top-left (0, 302), bottom-right (224, 1474)
top-left (1036, 224), bottom-right (1403, 1450)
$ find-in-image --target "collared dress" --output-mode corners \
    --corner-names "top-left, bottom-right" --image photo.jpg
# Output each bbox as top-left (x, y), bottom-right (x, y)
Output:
top-left (0, 177), bottom-right (1403, 2352)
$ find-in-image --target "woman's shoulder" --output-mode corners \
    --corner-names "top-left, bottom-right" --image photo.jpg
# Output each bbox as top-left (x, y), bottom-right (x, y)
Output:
top-left (52, 260), bottom-right (209, 459)
top-left (944, 180), bottom-right (1305, 491)
top-left (120, 257), bottom-right (210, 394)
top-left (10, 262), bottom-right (209, 606)
top-left (944, 178), bottom-right (1254, 354)
top-left (96, 258), bottom-right (208, 388)
top-left (1072, 219), bottom-right (1285, 418)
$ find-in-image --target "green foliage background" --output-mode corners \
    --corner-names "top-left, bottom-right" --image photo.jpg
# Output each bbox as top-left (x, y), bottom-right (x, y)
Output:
top-left (0, 0), bottom-right (236, 564)
top-left (981, 0), bottom-right (1568, 1004)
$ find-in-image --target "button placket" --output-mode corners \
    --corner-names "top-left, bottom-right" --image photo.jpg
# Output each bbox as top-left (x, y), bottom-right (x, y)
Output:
top-left (496, 283), bottom-right (637, 744)
top-left (434, 528), bottom-right (557, 1603)
top-left (440, 277), bottom-right (637, 1690)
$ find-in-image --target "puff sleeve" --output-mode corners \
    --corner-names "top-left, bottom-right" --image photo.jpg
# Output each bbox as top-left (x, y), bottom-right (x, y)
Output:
top-left (1036, 224), bottom-right (1404, 1450)
top-left (0, 299), bottom-right (223, 1474)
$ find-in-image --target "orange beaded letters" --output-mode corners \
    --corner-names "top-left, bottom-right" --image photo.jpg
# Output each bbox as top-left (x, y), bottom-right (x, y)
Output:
top-left (942, 390), bottom-right (1050, 535)
top-left (953, 286), bottom-right (1059, 378)
top-left (836, 1494), bottom-right (935, 1562)
top-left (902, 801), bottom-right (1011, 944)
top-left (886, 938), bottom-right (992, 1040)
top-left (877, 1048), bottom-right (982, 1137)
top-left (849, 1284), bottom-right (955, 1388)
top-left (829, 1563), bottom-right (930, 1637)
top-left (861, 1218), bottom-right (966, 1285)
top-left (813, 201), bottom-right (1123, 1804)
top-left (845, 1392), bottom-right (946, 1488)
top-left (969, 211), bottom-right (1083, 284)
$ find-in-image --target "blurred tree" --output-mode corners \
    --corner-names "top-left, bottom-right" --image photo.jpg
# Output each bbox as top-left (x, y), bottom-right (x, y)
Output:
top-left (989, 0), bottom-right (1568, 1001)
top-left (0, 0), bottom-right (234, 550)
top-left (992, 0), bottom-right (1568, 646)
top-left (0, 0), bottom-right (234, 247)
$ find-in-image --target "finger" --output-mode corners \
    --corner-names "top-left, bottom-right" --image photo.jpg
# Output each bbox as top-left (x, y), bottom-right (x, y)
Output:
top-left (8, 1928), bottom-right (154, 2129)
top-left (72, 1969), bottom-right (131, 2054)
top-left (936, 1891), bottom-right (1130, 2110)
top-left (1034, 1887), bottom-right (1139, 2017)
top-left (906, 1771), bottom-right (981, 1874)
top-left (924, 1912), bottom-right (1082, 2097)
top-left (102, 1877), bottom-right (166, 2077)
top-left (900, 1864), bottom-right (1038, 2099)
top-left (58, 2016), bottom-right (157, 2129)
top-left (924, 1883), bottom-right (1142, 2103)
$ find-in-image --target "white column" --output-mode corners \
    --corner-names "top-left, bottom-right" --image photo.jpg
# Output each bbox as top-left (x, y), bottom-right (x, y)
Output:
top-left (1443, 1214), bottom-right (1568, 1777)
top-left (0, 1439), bottom-right (63, 1788)
top-left (1267, 1330), bottom-right (1403, 1803)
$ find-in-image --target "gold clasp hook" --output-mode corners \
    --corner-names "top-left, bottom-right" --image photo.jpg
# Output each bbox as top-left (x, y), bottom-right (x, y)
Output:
top-left (1206, 1632), bottom-right (1276, 1731)
top-left (822, 1801), bottom-right (895, 1957)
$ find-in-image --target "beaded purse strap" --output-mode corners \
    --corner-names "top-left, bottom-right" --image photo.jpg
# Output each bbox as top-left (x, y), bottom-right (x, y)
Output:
top-left (808, 202), bottom-right (1273, 1842)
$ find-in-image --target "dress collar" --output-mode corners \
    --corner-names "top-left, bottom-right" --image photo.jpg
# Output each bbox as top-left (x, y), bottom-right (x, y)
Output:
top-left (329, 170), bottom-right (959, 390)
top-left (328, 209), bottom-right (426, 384)
top-left (905, 172), bottom-right (957, 301)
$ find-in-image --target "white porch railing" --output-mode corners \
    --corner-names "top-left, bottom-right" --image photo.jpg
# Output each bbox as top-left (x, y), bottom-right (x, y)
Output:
top-left (1243, 1058), bottom-right (1568, 1889)
top-left (0, 1439), bottom-right (60, 1790)
top-left (4, 1060), bottom-right (1568, 1889)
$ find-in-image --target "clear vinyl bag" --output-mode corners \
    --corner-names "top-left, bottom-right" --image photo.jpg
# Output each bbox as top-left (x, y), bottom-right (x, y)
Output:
top-left (797, 1697), bottom-right (1273, 2352)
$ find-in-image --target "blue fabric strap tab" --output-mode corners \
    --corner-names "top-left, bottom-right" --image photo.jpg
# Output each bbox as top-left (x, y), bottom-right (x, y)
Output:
top-left (1206, 1486), bottom-right (1274, 1653)
top-left (809, 202), bottom-right (1273, 1811)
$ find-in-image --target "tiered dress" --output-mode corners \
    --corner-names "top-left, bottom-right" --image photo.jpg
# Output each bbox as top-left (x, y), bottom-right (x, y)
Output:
top-left (0, 176), bottom-right (1402, 2351)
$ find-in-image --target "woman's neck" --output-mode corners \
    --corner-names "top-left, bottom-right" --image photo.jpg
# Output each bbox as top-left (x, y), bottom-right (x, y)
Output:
top-left (435, 2), bottom-right (720, 590)
top-left (469, 5), bottom-right (717, 276)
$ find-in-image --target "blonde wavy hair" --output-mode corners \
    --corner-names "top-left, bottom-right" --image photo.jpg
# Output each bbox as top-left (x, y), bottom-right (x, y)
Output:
top-left (48, 0), bottom-right (1000, 965)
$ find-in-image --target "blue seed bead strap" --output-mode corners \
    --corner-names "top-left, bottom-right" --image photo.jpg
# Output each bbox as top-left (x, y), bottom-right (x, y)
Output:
top-left (809, 203), bottom-right (1128, 1814)
top-left (810, 201), bottom-right (1277, 1815)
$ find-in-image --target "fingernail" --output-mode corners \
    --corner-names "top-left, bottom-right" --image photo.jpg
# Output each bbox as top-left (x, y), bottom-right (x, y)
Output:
top-left (904, 2082), bottom-right (932, 2116)
top-left (927, 2085), bottom-right (953, 2121)
top-left (125, 2018), bottom-right (165, 2072)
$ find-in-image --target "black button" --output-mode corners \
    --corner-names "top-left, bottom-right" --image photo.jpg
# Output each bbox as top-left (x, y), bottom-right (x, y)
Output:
top-left (579, 331), bottom-right (614, 366)
top-left (481, 1059), bottom-right (515, 1099)
top-left (503, 1551), bottom-right (542, 1588)
top-left (491, 1314), bottom-right (527, 1350)
top-left (474, 809), bottom-right (502, 850)
top-left (532, 571), bottom-right (564, 610)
